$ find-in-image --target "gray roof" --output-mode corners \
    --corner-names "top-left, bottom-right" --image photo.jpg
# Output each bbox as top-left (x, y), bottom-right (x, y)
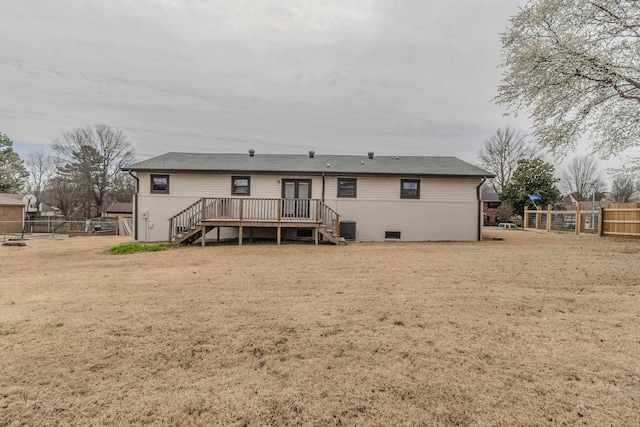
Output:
top-left (105, 202), bottom-right (133, 213)
top-left (124, 152), bottom-right (494, 178)
top-left (481, 193), bottom-right (500, 202)
top-left (0, 194), bottom-right (26, 206)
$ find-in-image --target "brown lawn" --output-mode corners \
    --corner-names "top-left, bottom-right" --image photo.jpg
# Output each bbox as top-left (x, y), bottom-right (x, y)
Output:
top-left (1, 230), bottom-right (639, 426)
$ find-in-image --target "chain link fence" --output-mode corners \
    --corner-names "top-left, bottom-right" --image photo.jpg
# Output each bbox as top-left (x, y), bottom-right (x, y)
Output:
top-left (1, 218), bottom-right (120, 242)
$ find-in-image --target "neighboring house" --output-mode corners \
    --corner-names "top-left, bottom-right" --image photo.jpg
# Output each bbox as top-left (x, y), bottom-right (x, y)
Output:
top-left (38, 203), bottom-right (62, 217)
top-left (0, 194), bottom-right (26, 233)
top-left (481, 193), bottom-right (501, 224)
top-left (122, 151), bottom-right (494, 244)
top-left (103, 202), bottom-right (133, 218)
top-left (4, 194), bottom-right (62, 218)
top-left (103, 202), bottom-right (134, 236)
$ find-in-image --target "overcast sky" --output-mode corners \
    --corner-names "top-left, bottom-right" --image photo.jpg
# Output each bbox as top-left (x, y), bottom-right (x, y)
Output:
top-left (1, 0), bottom-right (601, 173)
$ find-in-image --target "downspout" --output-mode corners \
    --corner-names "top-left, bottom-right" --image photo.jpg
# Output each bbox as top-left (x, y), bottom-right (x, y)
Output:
top-left (128, 171), bottom-right (139, 241)
top-left (476, 178), bottom-right (487, 241)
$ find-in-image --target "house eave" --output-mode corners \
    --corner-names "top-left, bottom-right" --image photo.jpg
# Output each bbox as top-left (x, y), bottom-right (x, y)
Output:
top-left (122, 168), bottom-right (493, 179)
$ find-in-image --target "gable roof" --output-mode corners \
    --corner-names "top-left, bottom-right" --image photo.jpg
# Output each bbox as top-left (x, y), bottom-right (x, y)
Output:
top-left (0, 194), bottom-right (26, 206)
top-left (123, 152), bottom-right (494, 178)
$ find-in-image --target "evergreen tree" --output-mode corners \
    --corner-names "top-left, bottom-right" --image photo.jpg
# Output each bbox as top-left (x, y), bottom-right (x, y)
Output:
top-left (501, 158), bottom-right (561, 216)
top-left (0, 132), bottom-right (28, 193)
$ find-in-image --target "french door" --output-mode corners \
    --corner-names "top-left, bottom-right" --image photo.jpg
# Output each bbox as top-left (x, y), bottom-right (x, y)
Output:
top-left (282, 179), bottom-right (312, 218)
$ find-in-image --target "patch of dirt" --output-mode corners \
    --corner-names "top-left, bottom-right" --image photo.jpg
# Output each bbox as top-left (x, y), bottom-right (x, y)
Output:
top-left (1, 232), bottom-right (639, 425)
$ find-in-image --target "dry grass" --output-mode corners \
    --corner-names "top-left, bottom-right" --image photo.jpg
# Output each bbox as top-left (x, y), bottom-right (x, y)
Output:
top-left (1, 230), bottom-right (639, 426)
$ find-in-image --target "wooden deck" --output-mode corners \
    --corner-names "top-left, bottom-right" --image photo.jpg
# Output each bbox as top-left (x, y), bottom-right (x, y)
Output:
top-left (169, 198), bottom-right (343, 245)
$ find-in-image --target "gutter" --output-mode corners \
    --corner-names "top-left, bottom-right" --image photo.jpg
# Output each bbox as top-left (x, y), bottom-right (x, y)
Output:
top-left (128, 171), bottom-right (140, 241)
top-left (476, 178), bottom-right (487, 241)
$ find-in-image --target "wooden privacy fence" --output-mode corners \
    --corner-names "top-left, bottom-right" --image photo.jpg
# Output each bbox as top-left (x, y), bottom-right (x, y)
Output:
top-left (601, 202), bottom-right (640, 238)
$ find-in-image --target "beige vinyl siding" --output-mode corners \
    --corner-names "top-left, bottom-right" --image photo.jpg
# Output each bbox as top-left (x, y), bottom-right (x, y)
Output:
top-left (135, 173), bottom-right (325, 241)
top-left (324, 176), bottom-right (480, 241)
top-left (134, 172), bottom-right (481, 242)
top-left (325, 177), bottom-right (475, 202)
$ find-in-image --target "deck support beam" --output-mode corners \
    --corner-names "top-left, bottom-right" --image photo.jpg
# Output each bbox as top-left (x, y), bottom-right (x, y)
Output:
top-left (277, 225), bottom-right (281, 245)
top-left (238, 225), bottom-right (243, 245)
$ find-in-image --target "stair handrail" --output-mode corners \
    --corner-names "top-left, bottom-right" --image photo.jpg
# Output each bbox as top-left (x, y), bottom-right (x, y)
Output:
top-left (318, 201), bottom-right (340, 237)
top-left (168, 198), bottom-right (204, 241)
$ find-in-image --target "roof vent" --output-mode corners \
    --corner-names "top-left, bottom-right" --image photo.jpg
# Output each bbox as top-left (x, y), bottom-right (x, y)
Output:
top-left (309, 150), bottom-right (315, 158)
top-left (368, 151), bottom-right (374, 159)
top-left (249, 149), bottom-right (255, 157)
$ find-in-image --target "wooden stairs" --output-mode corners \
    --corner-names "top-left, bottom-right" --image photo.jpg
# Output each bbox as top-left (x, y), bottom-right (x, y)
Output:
top-left (319, 224), bottom-right (346, 245)
top-left (176, 225), bottom-right (218, 245)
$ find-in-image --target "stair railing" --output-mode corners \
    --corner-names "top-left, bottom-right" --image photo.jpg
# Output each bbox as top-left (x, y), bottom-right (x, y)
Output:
top-left (168, 199), bottom-right (203, 242)
top-left (318, 201), bottom-right (340, 238)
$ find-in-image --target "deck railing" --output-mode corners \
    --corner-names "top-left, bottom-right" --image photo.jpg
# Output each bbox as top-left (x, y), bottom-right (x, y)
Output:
top-left (169, 198), bottom-right (341, 241)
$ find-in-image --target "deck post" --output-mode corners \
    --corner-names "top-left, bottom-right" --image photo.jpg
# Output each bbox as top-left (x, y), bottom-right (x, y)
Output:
top-left (239, 225), bottom-right (243, 245)
top-left (201, 224), bottom-right (206, 247)
top-left (201, 198), bottom-right (207, 220)
top-left (277, 225), bottom-right (281, 245)
top-left (335, 214), bottom-right (340, 238)
top-left (314, 226), bottom-right (319, 245)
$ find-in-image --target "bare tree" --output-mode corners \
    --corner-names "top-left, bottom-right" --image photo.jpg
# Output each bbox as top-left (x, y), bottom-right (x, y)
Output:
top-left (52, 125), bottom-right (135, 217)
top-left (23, 149), bottom-right (58, 210)
top-left (496, 0), bottom-right (640, 171)
top-left (109, 172), bottom-right (136, 204)
top-left (478, 127), bottom-right (533, 193)
top-left (562, 156), bottom-right (605, 201)
top-left (611, 175), bottom-right (636, 203)
top-left (47, 175), bottom-right (80, 217)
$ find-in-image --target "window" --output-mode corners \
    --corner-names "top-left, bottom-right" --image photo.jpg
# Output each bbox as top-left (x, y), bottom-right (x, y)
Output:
top-left (487, 202), bottom-right (501, 209)
top-left (231, 176), bottom-right (250, 195)
top-left (337, 178), bottom-right (357, 198)
top-left (151, 174), bottom-right (169, 194)
top-left (385, 231), bottom-right (401, 239)
top-left (400, 179), bottom-right (420, 199)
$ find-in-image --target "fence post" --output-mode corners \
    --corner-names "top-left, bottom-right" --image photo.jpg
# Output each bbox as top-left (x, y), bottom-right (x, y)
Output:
top-left (535, 206), bottom-right (542, 229)
top-left (575, 205), bottom-right (581, 235)
top-left (599, 206), bottom-right (604, 236)
top-left (546, 204), bottom-right (552, 232)
top-left (523, 206), bottom-right (528, 230)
